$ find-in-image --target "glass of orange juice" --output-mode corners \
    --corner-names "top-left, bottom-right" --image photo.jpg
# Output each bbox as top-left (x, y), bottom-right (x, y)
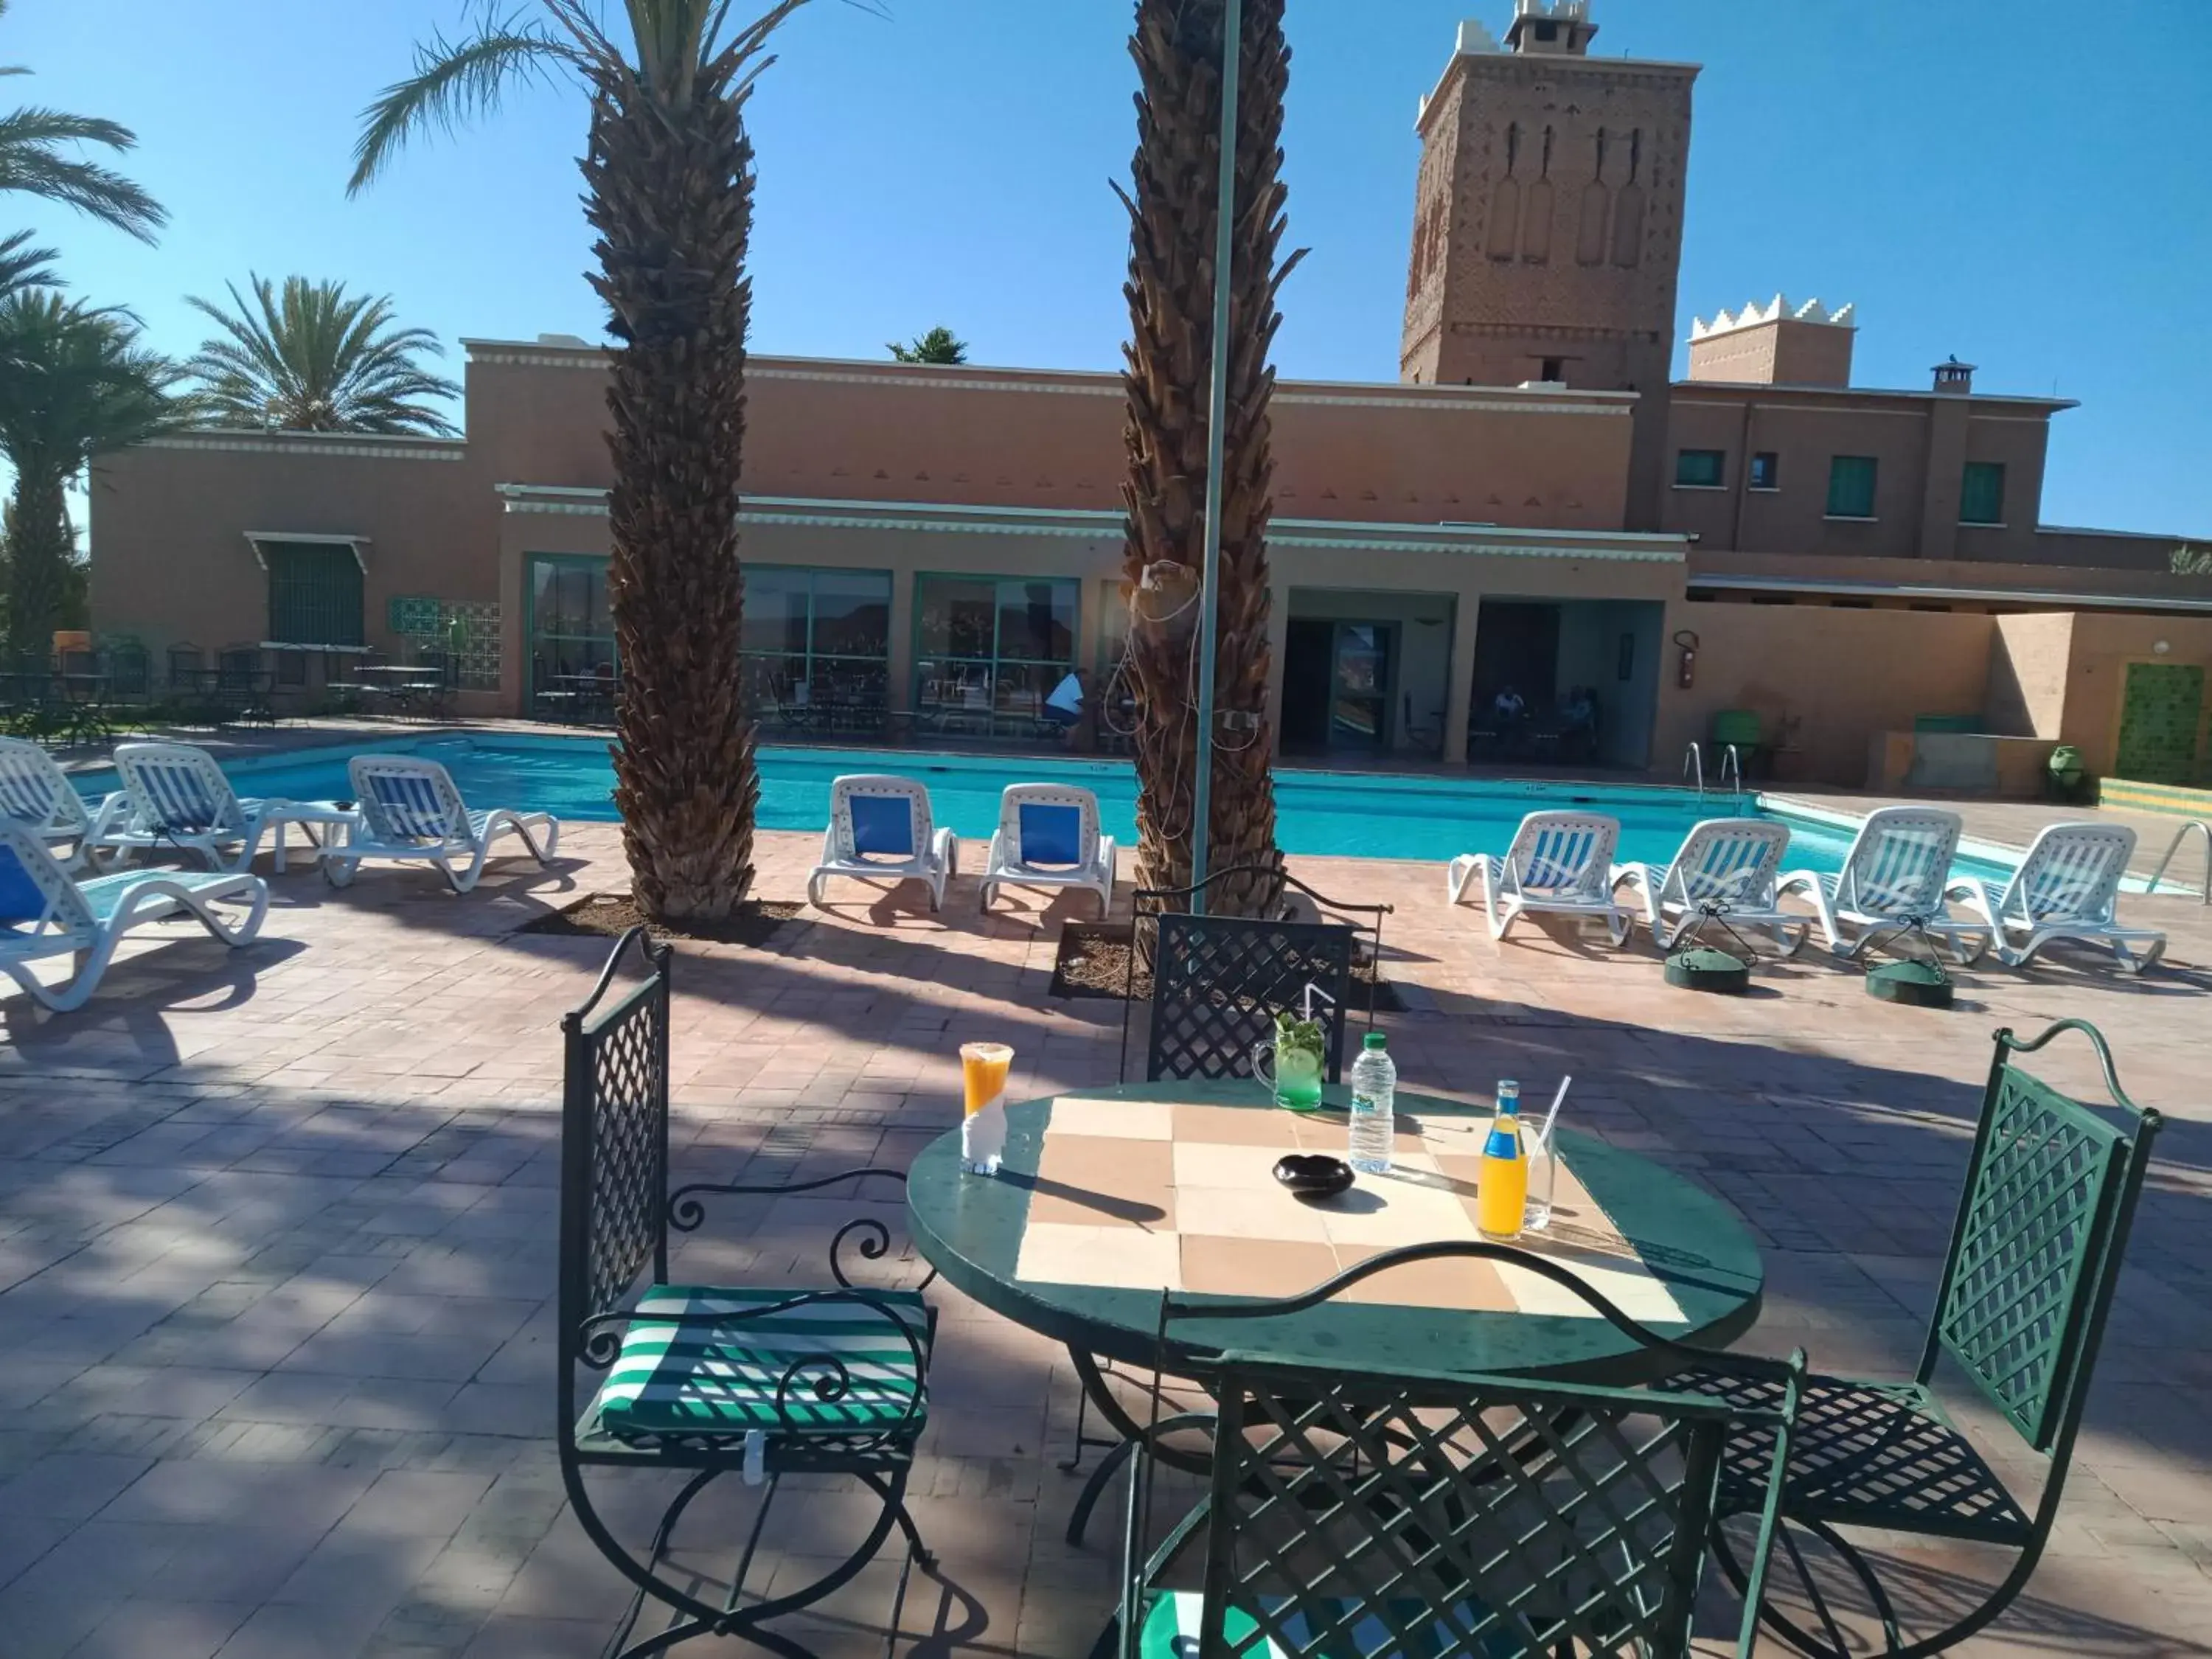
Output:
top-left (960, 1042), bottom-right (1015, 1175)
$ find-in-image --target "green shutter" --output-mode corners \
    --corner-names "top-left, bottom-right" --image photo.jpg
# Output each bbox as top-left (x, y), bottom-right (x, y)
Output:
top-left (1826, 456), bottom-right (1878, 518)
top-left (1961, 462), bottom-right (2006, 525)
top-left (266, 543), bottom-right (365, 647)
top-left (1674, 449), bottom-right (1725, 488)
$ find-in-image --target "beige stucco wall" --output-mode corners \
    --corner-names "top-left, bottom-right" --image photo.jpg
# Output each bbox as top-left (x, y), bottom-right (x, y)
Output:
top-left (1649, 603), bottom-right (1997, 786)
top-left (2056, 613), bottom-right (2212, 778)
top-left (1985, 612), bottom-right (2076, 739)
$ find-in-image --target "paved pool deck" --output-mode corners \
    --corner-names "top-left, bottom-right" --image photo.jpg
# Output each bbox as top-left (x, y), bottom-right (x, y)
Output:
top-left (0, 815), bottom-right (2208, 1655)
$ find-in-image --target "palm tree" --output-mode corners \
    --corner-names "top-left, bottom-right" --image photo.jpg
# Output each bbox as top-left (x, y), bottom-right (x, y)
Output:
top-left (349, 0), bottom-right (817, 922)
top-left (184, 274), bottom-right (460, 436)
top-left (1117, 0), bottom-right (1300, 915)
top-left (887, 325), bottom-right (967, 364)
top-left (0, 1), bottom-right (166, 243)
top-left (0, 291), bottom-right (186, 655)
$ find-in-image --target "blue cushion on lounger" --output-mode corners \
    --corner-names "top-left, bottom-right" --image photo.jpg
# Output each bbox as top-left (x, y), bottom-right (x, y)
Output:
top-left (0, 846), bottom-right (49, 925)
top-left (1017, 804), bottom-right (1083, 868)
top-left (849, 794), bottom-right (916, 858)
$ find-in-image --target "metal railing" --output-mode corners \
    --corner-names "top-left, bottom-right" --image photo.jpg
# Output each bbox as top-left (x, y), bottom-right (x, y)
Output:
top-left (1719, 742), bottom-right (1744, 796)
top-left (1682, 741), bottom-right (1705, 800)
top-left (2143, 819), bottom-right (2211, 904)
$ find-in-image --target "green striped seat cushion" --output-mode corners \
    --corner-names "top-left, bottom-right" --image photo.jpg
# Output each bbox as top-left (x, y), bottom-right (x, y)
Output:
top-left (592, 1284), bottom-right (931, 1441)
top-left (1138, 1590), bottom-right (1518, 1658)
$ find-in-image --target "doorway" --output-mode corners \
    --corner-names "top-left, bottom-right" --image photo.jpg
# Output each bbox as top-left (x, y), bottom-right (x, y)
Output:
top-left (1281, 618), bottom-right (1395, 754)
top-left (1471, 601), bottom-right (1561, 716)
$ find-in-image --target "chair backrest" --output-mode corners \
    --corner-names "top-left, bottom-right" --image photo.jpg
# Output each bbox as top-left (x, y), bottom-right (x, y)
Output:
top-left (114, 742), bottom-right (246, 837)
top-left (1503, 810), bottom-right (1621, 901)
top-left (827, 774), bottom-right (934, 863)
top-left (0, 819), bottom-right (94, 936)
top-left (1127, 1242), bottom-right (1801, 1659)
top-left (1146, 911), bottom-right (1355, 1085)
top-left (998, 783), bottom-right (1099, 869)
top-left (1997, 822), bottom-right (2135, 927)
top-left (1834, 805), bottom-right (1963, 920)
top-left (0, 737), bottom-right (87, 836)
top-left (1664, 817), bottom-right (1790, 911)
top-left (1923, 1020), bottom-right (2162, 1457)
top-left (557, 928), bottom-right (675, 1423)
top-left (167, 643), bottom-right (202, 684)
top-left (350, 755), bottom-right (472, 844)
top-left (107, 644), bottom-right (150, 698)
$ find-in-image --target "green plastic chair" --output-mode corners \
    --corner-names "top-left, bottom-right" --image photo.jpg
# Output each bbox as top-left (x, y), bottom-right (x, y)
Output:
top-left (1671, 1018), bottom-right (2163, 1658)
top-left (1107, 1241), bottom-right (1808, 1659)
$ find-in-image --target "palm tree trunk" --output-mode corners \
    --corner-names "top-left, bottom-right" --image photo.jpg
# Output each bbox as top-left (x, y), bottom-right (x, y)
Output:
top-left (580, 59), bottom-right (760, 921)
top-left (1118, 0), bottom-right (1300, 918)
top-left (4, 467), bottom-right (72, 664)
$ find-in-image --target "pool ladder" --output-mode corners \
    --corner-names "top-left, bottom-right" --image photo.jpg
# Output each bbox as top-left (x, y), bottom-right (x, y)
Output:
top-left (1682, 742), bottom-right (1745, 804)
top-left (2143, 819), bottom-right (2211, 905)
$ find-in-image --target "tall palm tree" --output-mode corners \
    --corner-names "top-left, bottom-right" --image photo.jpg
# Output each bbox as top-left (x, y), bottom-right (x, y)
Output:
top-left (349, 0), bottom-right (816, 921)
top-left (184, 274), bottom-right (460, 436)
top-left (887, 325), bottom-right (967, 364)
top-left (0, 291), bottom-right (186, 654)
top-left (1117, 0), bottom-right (1300, 915)
top-left (0, 1), bottom-right (166, 243)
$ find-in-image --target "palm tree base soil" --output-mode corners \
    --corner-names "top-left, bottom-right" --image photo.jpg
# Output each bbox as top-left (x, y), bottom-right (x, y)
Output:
top-left (523, 891), bottom-right (801, 947)
top-left (1051, 919), bottom-right (1402, 1012)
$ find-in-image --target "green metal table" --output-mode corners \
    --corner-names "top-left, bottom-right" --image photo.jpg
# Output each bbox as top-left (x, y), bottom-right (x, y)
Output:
top-left (905, 1080), bottom-right (1765, 1385)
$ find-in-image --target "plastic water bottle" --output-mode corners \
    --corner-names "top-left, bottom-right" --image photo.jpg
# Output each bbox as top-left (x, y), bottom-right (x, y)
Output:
top-left (1347, 1031), bottom-right (1397, 1174)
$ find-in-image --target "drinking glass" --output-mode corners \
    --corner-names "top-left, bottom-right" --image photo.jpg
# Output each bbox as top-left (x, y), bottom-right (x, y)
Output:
top-left (1523, 1119), bottom-right (1558, 1233)
top-left (960, 1042), bottom-right (1014, 1175)
top-left (1251, 1034), bottom-right (1325, 1112)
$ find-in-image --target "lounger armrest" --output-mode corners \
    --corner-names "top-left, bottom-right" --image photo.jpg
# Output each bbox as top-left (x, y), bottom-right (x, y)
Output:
top-left (1772, 868), bottom-right (1821, 899)
top-left (1609, 861), bottom-right (1658, 894)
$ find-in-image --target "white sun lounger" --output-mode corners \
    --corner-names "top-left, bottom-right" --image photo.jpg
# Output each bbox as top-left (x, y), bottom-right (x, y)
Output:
top-left (89, 742), bottom-right (349, 874)
top-left (0, 736), bottom-right (104, 869)
top-left (323, 754), bottom-right (558, 893)
top-left (1775, 804), bottom-right (1988, 962)
top-left (0, 818), bottom-right (268, 1011)
top-left (978, 783), bottom-right (1115, 917)
top-left (1610, 816), bottom-right (1809, 953)
top-left (1944, 821), bottom-right (2164, 973)
top-left (1446, 810), bottom-right (1630, 945)
top-left (808, 774), bottom-right (959, 911)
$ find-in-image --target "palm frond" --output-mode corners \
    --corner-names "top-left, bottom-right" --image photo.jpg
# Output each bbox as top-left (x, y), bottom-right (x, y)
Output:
top-left (349, 13), bottom-right (579, 193)
top-left (0, 105), bottom-right (165, 241)
top-left (181, 274), bottom-right (459, 437)
top-left (0, 230), bottom-right (58, 296)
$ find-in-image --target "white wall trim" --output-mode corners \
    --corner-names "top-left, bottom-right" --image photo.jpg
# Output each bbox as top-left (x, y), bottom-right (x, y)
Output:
top-left (244, 531), bottom-right (371, 574)
top-left (145, 432), bottom-right (465, 460)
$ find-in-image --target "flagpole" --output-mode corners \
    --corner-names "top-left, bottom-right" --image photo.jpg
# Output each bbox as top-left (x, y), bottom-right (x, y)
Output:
top-left (1189, 0), bottom-right (1241, 916)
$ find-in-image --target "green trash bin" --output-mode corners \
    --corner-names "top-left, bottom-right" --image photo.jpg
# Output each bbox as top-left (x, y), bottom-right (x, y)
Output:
top-left (2047, 744), bottom-right (2087, 804)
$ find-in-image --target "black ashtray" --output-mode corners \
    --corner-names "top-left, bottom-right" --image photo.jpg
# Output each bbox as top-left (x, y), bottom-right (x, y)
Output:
top-left (1273, 1154), bottom-right (1354, 1201)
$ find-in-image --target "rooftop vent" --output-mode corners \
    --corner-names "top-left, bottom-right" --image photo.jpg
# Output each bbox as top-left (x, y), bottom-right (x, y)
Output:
top-left (1933, 355), bottom-right (1977, 393)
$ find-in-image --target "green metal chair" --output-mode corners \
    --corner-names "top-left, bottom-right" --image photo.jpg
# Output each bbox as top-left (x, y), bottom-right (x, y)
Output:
top-left (1109, 1241), bottom-right (1808, 1659)
top-left (1670, 1018), bottom-right (2163, 1658)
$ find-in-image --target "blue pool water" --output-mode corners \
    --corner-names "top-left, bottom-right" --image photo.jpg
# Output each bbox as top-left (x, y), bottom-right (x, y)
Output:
top-left (85, 734), bottom-right (2015, 882)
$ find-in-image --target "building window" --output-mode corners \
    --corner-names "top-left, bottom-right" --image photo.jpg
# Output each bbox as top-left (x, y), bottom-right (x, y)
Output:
top-left (1960, 461), bottom-right (2006, 525)
top-left (1674, 448), bottom-right (1726, 489)
top-left (1826, 455), bottom-right (1879, 518)
top-left (1540, 356), bottom-right (1564, 383)
top-left (265, 542), bottom-right (364, 647)
top-left (915, 574), bottom-right (1079, 739)
top-left (741, 566), bottom-right (894, 729)
top-left (526, 554), bottom-right (616, 710)
top-left (1749, 451), bottom-right (1779, 490)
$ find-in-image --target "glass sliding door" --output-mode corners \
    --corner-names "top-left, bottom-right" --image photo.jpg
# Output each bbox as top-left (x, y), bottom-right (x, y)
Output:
top-left (527, 555), bottom-right (616, 721)
top-left (740, 566), bottom-right (892, 734)
top-left (914, 574), bottom-right (1079, 739)
top-left (1329, 623), bottom-right (1392, 751)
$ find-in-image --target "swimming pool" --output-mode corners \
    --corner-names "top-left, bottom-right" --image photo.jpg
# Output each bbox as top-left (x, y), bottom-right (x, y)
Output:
top-left (86, 734), bottom-right (2017, 882)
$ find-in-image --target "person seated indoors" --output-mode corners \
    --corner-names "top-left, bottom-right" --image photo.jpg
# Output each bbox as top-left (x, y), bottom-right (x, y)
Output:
top-left (1491, 684), bottom-right (1527, 723)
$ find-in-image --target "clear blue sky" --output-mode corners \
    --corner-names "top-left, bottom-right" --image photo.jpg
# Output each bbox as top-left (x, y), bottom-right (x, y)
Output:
top-left (10, 0), bottom-right (2210, 536)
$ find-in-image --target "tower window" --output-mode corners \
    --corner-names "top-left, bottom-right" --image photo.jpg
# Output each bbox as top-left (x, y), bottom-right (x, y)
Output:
top-left (1749, 451), bottom-right (1779, 490)
top-left (1960, 461), bottom-right (2006, 525)
top-left (1674, 449), bottom-right (1726, 489)
top-left (1540, 357), bottom-right (1564, 383)
top-left (1533, 18), bottom-right (1558, 40)
top-left (1826, 455), bottom-right (1879, 518)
